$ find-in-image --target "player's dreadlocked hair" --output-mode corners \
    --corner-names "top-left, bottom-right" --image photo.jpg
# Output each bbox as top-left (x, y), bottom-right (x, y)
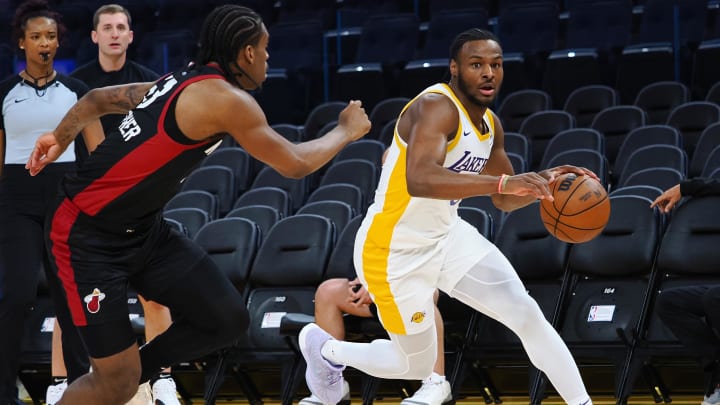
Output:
top-left (195, 5), bottom-right (264, 89)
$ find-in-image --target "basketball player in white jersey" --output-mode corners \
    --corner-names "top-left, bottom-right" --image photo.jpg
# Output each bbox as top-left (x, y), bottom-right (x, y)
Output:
top-left (300, 28), bottom-right (599, 405)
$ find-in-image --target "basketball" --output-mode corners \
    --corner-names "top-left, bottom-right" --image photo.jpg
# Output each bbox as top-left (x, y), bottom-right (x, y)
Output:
top-left (539, 173), bottom-right (611, 243)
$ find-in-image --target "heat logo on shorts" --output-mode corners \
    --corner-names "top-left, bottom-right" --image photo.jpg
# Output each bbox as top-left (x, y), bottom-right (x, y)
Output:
top-left (411, 311), bottom-right (425, 324)
top-left (84, 288), bottom-right (106, 314)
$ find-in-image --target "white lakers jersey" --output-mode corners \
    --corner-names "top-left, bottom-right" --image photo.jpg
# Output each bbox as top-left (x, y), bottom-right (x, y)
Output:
top-left (361, 83), bottom-right (495, 250)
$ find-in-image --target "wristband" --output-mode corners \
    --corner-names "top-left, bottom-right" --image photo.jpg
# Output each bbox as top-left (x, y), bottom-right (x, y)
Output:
top-left (497, 174), bottom-right (508, 194)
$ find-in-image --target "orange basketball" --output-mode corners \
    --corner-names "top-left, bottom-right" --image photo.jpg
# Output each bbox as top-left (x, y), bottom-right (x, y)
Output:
top-left (539, 173), bottom-right (610, 243)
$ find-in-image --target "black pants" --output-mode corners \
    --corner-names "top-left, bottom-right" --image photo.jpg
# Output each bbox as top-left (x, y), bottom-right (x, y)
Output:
top-left (655, 284), bottom-right (720, 395)
top-left (0, 164), bottom-right (89, 402)
top-left (45, 200), bottom-right (249, 382)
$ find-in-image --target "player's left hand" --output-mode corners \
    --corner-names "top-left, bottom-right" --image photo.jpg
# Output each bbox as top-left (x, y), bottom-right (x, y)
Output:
top-left (25, 132), bottom-right (66, 176)
top-left (539, 165), bottom-right (600, 184)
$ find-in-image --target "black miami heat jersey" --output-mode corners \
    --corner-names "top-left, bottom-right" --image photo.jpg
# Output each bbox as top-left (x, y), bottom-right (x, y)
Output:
top-left (61, 65), bottom-right (226, 223)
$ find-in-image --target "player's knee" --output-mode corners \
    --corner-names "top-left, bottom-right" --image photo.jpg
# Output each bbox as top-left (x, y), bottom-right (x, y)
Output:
top-left (95, 362), bottom-right (142, 402)
top-left (504, 294), bottom-right (545, 335)
top-left (315, 279), bottom-right (347, 307)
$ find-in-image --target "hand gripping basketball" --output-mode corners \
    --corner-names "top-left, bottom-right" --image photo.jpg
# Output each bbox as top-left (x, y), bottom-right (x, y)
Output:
top-left (539, 173), bottom-right (610, 243)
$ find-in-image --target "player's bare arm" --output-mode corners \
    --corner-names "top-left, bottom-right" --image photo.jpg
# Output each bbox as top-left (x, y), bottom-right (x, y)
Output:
top-left (403, 94), bottom-right (545, 201)
top-left (184, 79), bottom-right (370, 178)
top-left (483, 111), bottom-right (551, 211)
top-left (26, 81), bottom-right (154, 175)
top-left (57, 82), bottom-right (154, 146)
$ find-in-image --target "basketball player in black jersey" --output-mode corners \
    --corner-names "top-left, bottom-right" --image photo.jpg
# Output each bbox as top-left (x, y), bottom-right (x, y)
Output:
top-left (26, 5), bottom-right (370, 405)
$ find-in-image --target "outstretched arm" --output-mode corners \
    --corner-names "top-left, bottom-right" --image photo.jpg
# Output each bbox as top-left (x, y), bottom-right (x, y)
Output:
top-left (201, 82), bottom-right (371, 179)
top-left (26, 82), bottom-right (154, 175)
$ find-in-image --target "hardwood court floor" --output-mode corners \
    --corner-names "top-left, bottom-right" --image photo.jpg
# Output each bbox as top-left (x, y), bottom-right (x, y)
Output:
top-left (166, 394), bottom-right (703, 405)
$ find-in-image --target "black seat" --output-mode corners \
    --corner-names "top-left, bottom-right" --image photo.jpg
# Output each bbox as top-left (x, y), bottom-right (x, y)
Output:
top-left (181, 165), bottom-right (236, 217)
top-left (504, 132), bottom-right (531, 168)
top-left (622, 196), bottom-right (720, 403)
top-left (367, 98), bottom-right (409, 141)
top-left (225, 205), bottom-right (281, 243)
top-left (689, 122), bottom-right (720, 177)
top-left (590, 105), bottom-right (648, 168)
top-left (617, 167), bottom-right (685, 192)
top-left (233, 186), bottom-right (291, 219)
top-left (701, 145), bottom-right (720, 178)
top-left (609, 185), bottom-right (664, 201)
top-left (163, 207), bottom-right (210, 239)
top-left (164, 189), bottom-right (218, 220)
top-left (496, 89), bottom-right (552, 133)
top-left (306, 183), bottom-right (365, 217)
top-left (464, 201), bottom-right (571, 404)
top-left (633, 81), bottom-right (689, 125)
top-left (562, 85), bottom-right (618, 128)
top-left (459, 195), bottom-right (505, 237)
top-left (163, 217), bottom-right (188, 236)
top-left (301, 102), bottom-right (347, 141)
top-left (541, 195), bottom-right (663, 404)
top-left (319, 159), bottom-right (379, 211)
top-left (496, 2), bottom-right (559, 98)
top-left (297, 200), bottom-right (354, 234)
top-left (193, 217), bottom-right (260, 299)
top-left (539, 128), bottom-right (605, 171)
top-left (616, 144), bottom-right (688, 188)
top-left (204, 214), bottom-right (335, 405)
top-left (666, 101), bottom-right (720, 161)
top-left (705, 81), bottom-right (720, 105)
top-left (616, 44), bottom-right (675, 105)
top-left (202, 147), bottom-right (254, 198)
top-left (333, 13), bottom-right (420, 112)
top-left (612, 125), bottom-right (682, 185)
top-left (518, 110), bottom-right (576, 170)
top-left (333, 139), bottom-right (387, 169)
top-left (251, 166), bottom-right (310, 214)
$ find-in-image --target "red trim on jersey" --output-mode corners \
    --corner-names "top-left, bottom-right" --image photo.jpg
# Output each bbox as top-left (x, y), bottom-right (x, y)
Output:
top-left (50, 199), bottom-right (87, 325)
top-left (72, 74), bottom-right (224, 215)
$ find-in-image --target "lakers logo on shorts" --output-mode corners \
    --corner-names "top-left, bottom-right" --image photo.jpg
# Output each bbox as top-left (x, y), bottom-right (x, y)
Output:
top-left (411, 311), bottom-right (425, 324)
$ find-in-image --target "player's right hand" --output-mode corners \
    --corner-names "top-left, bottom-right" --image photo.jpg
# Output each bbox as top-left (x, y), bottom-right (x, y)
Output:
top-left (25, 132), bottom-right (65, 176)
top-left (502, 172), bottom-right (554, 201)
top-left (338, 100), bottom-right (371, 141)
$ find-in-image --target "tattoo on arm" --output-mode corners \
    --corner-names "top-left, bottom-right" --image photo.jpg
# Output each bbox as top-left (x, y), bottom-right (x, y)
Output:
top-left (107, 83), bottom-right (150, 113)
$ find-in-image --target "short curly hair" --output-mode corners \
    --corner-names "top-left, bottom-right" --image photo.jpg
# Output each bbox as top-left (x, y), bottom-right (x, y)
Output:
top-left (11, 0), bottom-right (66, 47)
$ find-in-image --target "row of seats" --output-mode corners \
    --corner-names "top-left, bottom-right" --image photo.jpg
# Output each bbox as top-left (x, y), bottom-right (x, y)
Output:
top-left (165, 185), bottom-right (720, 404)
top-left (5, 0), bottom-right (719, 125)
